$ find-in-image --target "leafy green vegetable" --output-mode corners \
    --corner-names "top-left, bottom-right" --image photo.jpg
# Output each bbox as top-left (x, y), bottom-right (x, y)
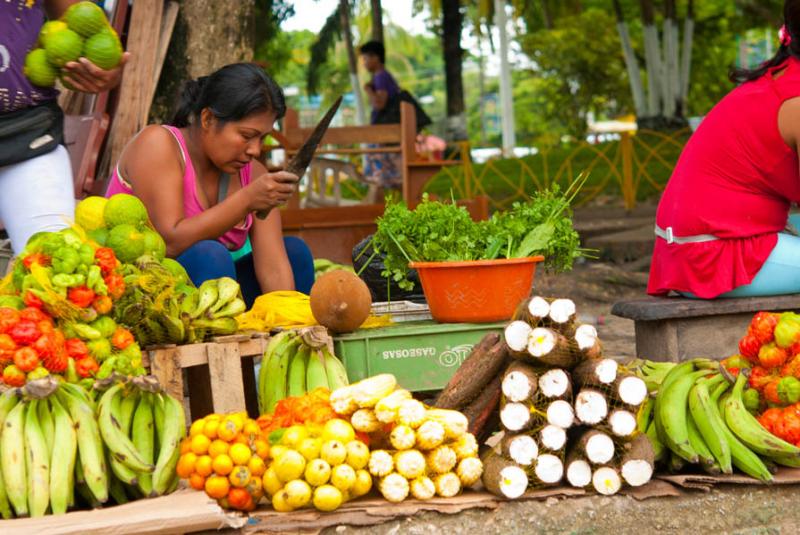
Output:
top-left (371, 177), bottom-right (588, 291)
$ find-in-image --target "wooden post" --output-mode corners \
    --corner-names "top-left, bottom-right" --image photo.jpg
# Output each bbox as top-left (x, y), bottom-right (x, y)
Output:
top-left (149, 346), bottom-right (184, 403)
top-left (206, 342), bottom-right (247, 415)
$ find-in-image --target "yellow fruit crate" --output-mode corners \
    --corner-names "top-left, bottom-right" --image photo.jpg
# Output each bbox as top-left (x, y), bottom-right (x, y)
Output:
top-left (142, 332), bottom-right (268, 420)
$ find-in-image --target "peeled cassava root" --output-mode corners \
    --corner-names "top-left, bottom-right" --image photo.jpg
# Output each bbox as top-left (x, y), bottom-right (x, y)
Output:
top-left (572, 358), bottom-right (618, 388)
top-left (607, 409), bottom-right (638, 438)
top-left (576, 429), bottom-right (616, 465)
top-left (620, 434), bottom-right (655, 487)
top-left (533, 453), bottom-right (564, 485)
top-left (501, 361), bottom-right (538, 403)
top-left (592, 466), bottom-right (622, 495)
top-left (565, 449), bottom-right (593, 488)
top-left (614, 374), bottom-right (648, 407)
top-left (501, 433), bottom-right (539, 466)
top-left (575, 388), bottom-right (609, 425)
top-left (538, 368), bottom-right (572, 399)
top-left (574, 324), bottom-right (602, 359)
top-left (482, 453), bottom-right (529, 499)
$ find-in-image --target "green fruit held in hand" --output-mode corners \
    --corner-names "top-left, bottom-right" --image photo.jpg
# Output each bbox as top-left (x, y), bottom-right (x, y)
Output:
top-left (83, 30), bottom-right (122, 70)
top-left (38, 20), bottom-right (68, 47)
top-left (44, 28), bottom-right (84, 67)
top-left (104, 193), bottom-right (149, 228)
top-left (142, 229), bottom-right (166, 261)
top-left (24, 48), bottom-right (58, 87)
top-left (106, 224), bottom-right (145, 263)
top-left (64, 1), bottom-right (109, 37)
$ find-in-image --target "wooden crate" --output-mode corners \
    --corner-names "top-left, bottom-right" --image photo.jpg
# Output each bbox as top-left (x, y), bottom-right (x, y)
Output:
top-left (142, 332), bottom-right (269, 420)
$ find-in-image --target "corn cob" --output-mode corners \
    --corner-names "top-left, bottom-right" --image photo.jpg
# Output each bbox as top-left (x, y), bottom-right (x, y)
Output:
top-left (368, 450), bottom-right (394, 477)
top-left (351, 409), bottom-right (381, 433)
top-left (389, 425), bottom-right (416, 450)
top-left (398, 399), bottom-right (427, 428)
top-left (426, 445), bottom-right (457, 474)
top-left (330, 385), bottom-right (359, 416)
top-left (379, 473), bottom-right (409, 503)
top-left (394, 450), bottom-right (426, 479)
top-left (452, 433), bottom-right (479, 460)
top-left (425, 409), bottom-right (468, 440)
top-left (434, 472), bottom-right (462, 498)
top-left (375, 389), bottom-right (412, 423)
top-left (353, 374), bottom-right (398, 409)
top-left (457, 457), bottom-right (484, 487)
top-left (415, 420), bottom-right (445, 450)
top-left (409, 476), bottom-right (436, 500)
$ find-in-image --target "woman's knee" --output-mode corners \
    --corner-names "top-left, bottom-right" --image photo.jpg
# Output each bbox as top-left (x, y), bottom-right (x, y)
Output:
top-left (177, 240), bottom-right (236, 284)
top-left (283, 236), bottom-right (313, 263)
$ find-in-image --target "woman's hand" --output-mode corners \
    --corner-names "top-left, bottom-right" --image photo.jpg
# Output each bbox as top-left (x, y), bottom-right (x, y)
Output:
top-left (62, 53), bottom-right (130, 93)
top-left (246, 170), bottom-right (299, 212)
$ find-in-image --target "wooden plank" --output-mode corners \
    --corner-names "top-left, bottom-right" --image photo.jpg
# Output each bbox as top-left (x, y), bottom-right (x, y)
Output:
top-left (612, 294), bottom-right (800, 322)
top-left (101, 0), bottom-right (163, 176)
top-left (148, 347), bottom-right (184, 402)
top-left (292, 147), bottom-right (401, 155)
top-left (147, 1), bottom-right (179, 112)
top-left (286, 124), bottom-right (402, 147)
top-left (241, 356), bottom-right (260, 419)
top-left (206, 343), bottom-right (247, 414)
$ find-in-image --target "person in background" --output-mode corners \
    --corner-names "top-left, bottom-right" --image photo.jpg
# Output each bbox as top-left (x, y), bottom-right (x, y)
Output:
top-left (360, 40), bottom-right (402, 190)
top-left (0, 0), bottom-right (127, 253)
top-left (105, 63), bottom-right (315, 304)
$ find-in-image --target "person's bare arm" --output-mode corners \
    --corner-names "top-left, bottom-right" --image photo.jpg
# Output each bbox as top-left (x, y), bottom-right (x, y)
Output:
top-left (122, 127), bottom-right (297, 257)
top-left (248, 160), bottom-right (295, 292)
top-left (45, 0), bottom-right (129, 93)
top-left (364, 84), bottom-right (389, 111)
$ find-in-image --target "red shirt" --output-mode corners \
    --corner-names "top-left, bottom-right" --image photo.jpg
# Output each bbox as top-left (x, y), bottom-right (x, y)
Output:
top-left (648, 58), bottom-right (800, 299)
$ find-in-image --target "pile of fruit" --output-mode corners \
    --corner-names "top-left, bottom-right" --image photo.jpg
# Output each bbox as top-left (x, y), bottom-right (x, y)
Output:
top-left (257, 388), bottom-right (337, 436)
top-left (257, 328), bottom-right (349, 415)
top-left (636, 357), bottom-right (800, 482)
top-left (0, 376), bottom-right (185, 519)
top-left (332, 374), bottom-right (484, 503)
top-left (25, 1), bottom-right (124, 88)
top-left (177, 412), bottom-right (271, 512)
top-left (483, 296), bottom-right (651, 498)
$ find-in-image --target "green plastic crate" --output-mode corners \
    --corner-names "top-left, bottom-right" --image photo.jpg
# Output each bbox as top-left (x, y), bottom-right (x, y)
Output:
top-left (333, 321), bottom-right (504, 392)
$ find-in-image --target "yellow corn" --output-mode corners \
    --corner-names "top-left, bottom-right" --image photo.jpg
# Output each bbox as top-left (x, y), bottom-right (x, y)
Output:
top-left (434, 472), bottom-right (462, 498)
top-left (375, 389), bottom-right (413, 423)
top-left (456, 457), bottom-right (484, 487)
top-left (426, 445), bottom-right (457, 475)
top-left (415, 420), bottom-right (446, 451)
top-left (353, 374), bottom-right (398, 409)
top-left (379, 473), bottom-right (409, 503)
top-left (425, 409), bottom-right (468, 440)
top-left (409, 476), bottom-right (436, 500)
top-left (452, 433), bottom-right (479, 460)
top-left (389, 424), bottom-right (417, 450)
top-left (394, 450), bottom-right (426, 479)
top-left (398, 399), bottom-right (427, 429)
top-left (330, 385), bottom-right (358, 415)
top-left (368, 449), bottom-right (394, 477)
top-left (351, 409), bottom-right (381, 433)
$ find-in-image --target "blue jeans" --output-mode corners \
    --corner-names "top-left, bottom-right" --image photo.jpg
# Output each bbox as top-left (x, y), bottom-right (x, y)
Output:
top-left (176, 237), bottom-right (314, 306)
top-left (684, 214), bottom-right (800, 299)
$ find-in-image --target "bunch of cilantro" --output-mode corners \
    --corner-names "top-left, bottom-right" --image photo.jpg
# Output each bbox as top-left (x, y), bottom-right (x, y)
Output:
top-left (370, 182), bottom-right (585, 291)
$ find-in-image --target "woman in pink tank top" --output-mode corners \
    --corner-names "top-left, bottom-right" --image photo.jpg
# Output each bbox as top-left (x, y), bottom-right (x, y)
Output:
top-left (649, 1), bottom-right (800, 299)
top-left (106, 63), bottom-right (314, 303)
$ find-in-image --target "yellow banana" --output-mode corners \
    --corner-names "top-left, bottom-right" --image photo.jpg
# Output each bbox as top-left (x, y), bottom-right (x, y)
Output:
top-left (49, 396), bottom-right (77, 515)
top-left (306, 349), bottom-right (329, 391)
top-left (25, 400), bottom-right (50, 517)
top-left (132, 393), bottom-right (155, 496)
top-left (190, 279), bottom-right (218, 319)
top-left (152, 393), bottom-right (186, 496)
top-left (323, 346), bottom-right (349, 391)
top-left (1, 400), bottom-right (26, 517)
top-left (209, 277), bottom-right (239, 313)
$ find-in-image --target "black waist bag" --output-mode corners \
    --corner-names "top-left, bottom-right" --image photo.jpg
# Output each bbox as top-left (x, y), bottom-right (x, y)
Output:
top-left (0, 100), bottom-right (64, 168)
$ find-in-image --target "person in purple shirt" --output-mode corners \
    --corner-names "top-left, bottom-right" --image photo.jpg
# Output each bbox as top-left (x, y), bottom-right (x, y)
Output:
top-left (0, 1), bottom-right (127, 253)
top-left (360, 40), bottom-right (401, 189)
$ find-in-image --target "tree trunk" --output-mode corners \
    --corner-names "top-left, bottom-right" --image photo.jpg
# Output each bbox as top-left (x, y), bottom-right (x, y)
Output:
top-left (495, 0), bottom-right (515, 153)
top-left (340, 0), bottom-right (367, 125)
top-left (370, 0), bottom-right (384, 43)
top-left (639, 0), bottom-right (662, 118)
top-left (679, 0), bottom-right (695, 114)
top-left (442, 0), bottom-right (467, 141)
top-left (541, 0), bottom-right (554, 30)
top-left (612, 0), bottom-right (646, 117)
top-left (661, 0), bottom-right (678, 118)
top-left (151, 0), bottom-right (256, 122)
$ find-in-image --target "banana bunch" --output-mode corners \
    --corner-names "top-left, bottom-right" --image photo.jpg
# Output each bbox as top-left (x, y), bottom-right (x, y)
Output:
top-left (313, 259), bottom-right (355, 278)
top-left (258, 329), bottom-right (350, 415)
top-left (642, 359), bottom-right (800, 482)
top-left (0, 376), bottom-right (186, 519)
top-left (181, 278), bottom-right (244, 344)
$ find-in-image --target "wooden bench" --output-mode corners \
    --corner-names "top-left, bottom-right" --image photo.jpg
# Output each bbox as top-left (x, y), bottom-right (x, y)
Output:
top-left (612, 295), bottom-right (800, 362)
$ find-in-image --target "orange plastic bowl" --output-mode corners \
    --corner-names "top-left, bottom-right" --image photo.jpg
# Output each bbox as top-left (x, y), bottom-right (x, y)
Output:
top-left (409, 256), bottom-right (544, 323)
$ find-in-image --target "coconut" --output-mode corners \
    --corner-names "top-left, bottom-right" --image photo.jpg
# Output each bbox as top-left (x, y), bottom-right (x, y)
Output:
top-left (310, 270), bottom-right (372, 333)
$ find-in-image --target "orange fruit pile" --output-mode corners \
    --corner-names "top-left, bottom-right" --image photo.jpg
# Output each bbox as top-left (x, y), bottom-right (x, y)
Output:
top-left (257, 387), bottom-right (336, 434)
top-left (177, 411), bottom-right (269, 511)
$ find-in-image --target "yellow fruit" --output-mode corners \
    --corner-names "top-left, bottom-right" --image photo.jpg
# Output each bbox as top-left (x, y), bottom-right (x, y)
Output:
top-left (330, 464), bottom-right (357, 492)
top-left (243, 419), bottom-right (261, 437)
top-left (297, 437), bottom-right (323, 461)
top-left (345, 440), bottom-right (370, 470)
top-left (270, 445), bottom-right (289, 460)
top-left (306, 422), bottom-right (324, 438)
top-left (320, 440), bottom-right (347, 466)
top-left (248, 456), bottom-right (267, 477)
top-left (313, 485), bottom-right (343, 512)
top-left (176, 452), bottom-right (197, 478)
top-left (212, 454), bottom-right (234, 476)
top-left (190, 419), bottom-right (206, 437)
top-left (74, 196), bottom-right (107, 231)
top-left (191, 434), bottom-right (211, 455)
top-left (272, 489), bottom-right (295, 512)
top-left (209, 439), bottom-right (230, 459)
top-left (245, 475), bottom-right (264, 500)
top-left (229, 442), bottom-right (252, 466)
top-left (218, 415), bottom-right (244, 441)
top-left (253, 439), bottom-right (270, 460)
top-left (206, 413), bottom-right (222, 421)
top-left (352, 470), bottom-right (373, 497)
top-left (204, 475), bottom-right (230, 499)
top-left (284, 479), bottom-right (312, 508)
top-left (262, 467), bottom-right (283, 496)
top-left (322, 419), bottom-right (356, 444)
top-left (203, 419), bottom-right (220, 439)
top-left (189, 473), bottom-right (206, 491)
top-left (304, 458), bottom-right (332, 487)
top-left (229, 465), bottom-right (252, 488)
top-left (104, 193), bottom-right (149, 228)
top-left (273, 450), bottom-right (306, 482)
top-left (180, 438), bottom-right (192, 455)
top-left (195, 455), bottom-right (213, 477)
top-left (281, 425), bottom-right (309, 448)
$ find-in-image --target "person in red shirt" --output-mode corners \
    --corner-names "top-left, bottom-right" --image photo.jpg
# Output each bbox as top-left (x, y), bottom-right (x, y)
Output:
top-left (649, 0), bottom-right (800, 299)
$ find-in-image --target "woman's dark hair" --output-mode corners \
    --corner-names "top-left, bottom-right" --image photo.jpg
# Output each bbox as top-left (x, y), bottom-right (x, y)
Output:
top-left (730, 1), bottom-right (800, 83)
top-left (359, 40), bottom-right (385, 64)
top-left (171, 63), bottom-right (286, 128)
